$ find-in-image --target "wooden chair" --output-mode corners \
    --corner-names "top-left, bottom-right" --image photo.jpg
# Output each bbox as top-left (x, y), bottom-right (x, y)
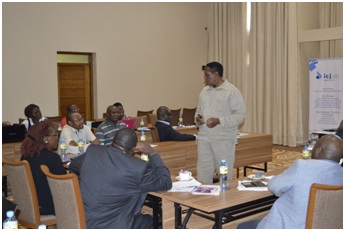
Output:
top-left (150, 126), bottom-right (160, 143)
top-left (40, 165), bottom-right (86, 229)
top-left (46, 116), bottom-right (62, 123)
top-left (305, 183), bottom-right (343, 229)
top-left (182, 107), bottom-right (197, 126)
top-left (18, 118), bottom-right (26, 124)
top-left (137, 110), bottom-right (154, 117)
top-left (2, 160), bottom-right (57, 228)
top-left (170, 108), bottom-right (181, 127)
top-left (147, 114), bottom-right (157, 127)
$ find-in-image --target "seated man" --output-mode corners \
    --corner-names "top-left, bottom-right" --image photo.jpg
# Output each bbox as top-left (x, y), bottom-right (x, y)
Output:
top-left (237, 134), bottom-right (343, 229)
top-left (113, 102), bottom-right (130, 120)
top-left (58, 112), bottom-right (99, 154)
top-left (69, 127), bottom-right (172, 229)
top-left (155, 106), bottom-right (196, 142)
top-left (60, 104), bottom-right (79, 128)
top-left (96, 105), bottom-right (127, 145)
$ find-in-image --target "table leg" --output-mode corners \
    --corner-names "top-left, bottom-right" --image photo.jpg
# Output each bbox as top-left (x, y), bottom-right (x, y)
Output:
top-left (214, 210), bottom-right (224, 229)
top-left (174, 203), bottom-right (182, 228)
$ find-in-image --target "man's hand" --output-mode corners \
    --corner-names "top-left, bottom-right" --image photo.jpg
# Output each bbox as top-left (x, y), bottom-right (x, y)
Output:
top-left (135, 141), bottom-right (156, 155)
top-left (206, 118), bottom-right (220, 128)
top-left (196, 114), bottom-right (205, 125)
top-left (69, 140), bottom-right (78, 146)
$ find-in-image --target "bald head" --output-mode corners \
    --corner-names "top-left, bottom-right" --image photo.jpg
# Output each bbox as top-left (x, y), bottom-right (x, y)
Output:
top-left (311, 134), bottom-right (343, 162)
top-left (112, 127), bottom-right (138, 150)
top-left (157, 106), bottom-right (171, 121)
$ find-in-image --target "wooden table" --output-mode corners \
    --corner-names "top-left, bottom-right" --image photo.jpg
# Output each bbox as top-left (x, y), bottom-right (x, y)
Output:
top-left (149, 169), bottom-right (284, 229)
top-left (152, 133), bottom-right (272, 177)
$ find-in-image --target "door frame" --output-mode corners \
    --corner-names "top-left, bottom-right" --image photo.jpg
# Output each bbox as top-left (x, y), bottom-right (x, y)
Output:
top-left (57, 51), bottom-right (94, 121)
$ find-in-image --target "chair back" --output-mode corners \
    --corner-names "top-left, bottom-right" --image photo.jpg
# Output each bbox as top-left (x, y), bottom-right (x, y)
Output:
top-left (46, 116), bottom-right (62, 123)
top-left (182, 107), bottom-right (196, 126)
top-left (305, 183), bottom-right (343, 229)
top-left (19, 118), bottom-right (26, 124)
top-left (137, 110), bottom-right (154, 117)
top-left (150, 126), bottom-right (160, 143)
top-left (147, 114), bottom-right (157, 127)
top-left (40, 165), bottom-right (86, 229)
top-left (2, 160), bottom-right (56, 228)
top-left (170, 108), bottom-right (181, 127)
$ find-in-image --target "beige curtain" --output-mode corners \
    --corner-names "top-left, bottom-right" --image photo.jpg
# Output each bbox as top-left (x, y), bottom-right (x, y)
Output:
top-left (207, 3), bottom-right (247, 92)
top-left (320, 2), bottom-right (343, 57)
top-left (207, 2), bottom-right (303, 146)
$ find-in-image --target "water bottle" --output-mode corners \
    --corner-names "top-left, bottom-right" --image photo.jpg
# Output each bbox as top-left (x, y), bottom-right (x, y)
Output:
top-left (178, 114), bottom-right (183, 127)
top-left (219, 159), bottom-right (229, 191)
top-left (3, 210), bottom-right (18, 229)
top-left (57, 124), bottom-right (62, 132)
top-left (140, 130), bottom-right (146, 142)
top-left (78, 137), bottom-right (85, 155)
top-left (140, 118), bottom-right (144, 128)
top-left (302, 144), bottom-right (310, 159)
top-left (60, 138), bottom-right (68, 162)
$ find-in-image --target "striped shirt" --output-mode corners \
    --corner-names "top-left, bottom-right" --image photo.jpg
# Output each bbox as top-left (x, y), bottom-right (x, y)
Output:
top-left (95, 120), bottom-right (127, 146)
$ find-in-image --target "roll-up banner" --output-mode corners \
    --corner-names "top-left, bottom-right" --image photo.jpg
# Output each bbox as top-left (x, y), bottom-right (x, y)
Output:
top-left (308, 58), bottom-right (343, 140)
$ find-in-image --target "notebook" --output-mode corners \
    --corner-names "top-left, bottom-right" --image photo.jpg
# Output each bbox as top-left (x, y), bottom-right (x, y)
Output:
top-left (2, 124), bottom-right (26, 143)
top-left (122, 119), bottom-right (136, 130)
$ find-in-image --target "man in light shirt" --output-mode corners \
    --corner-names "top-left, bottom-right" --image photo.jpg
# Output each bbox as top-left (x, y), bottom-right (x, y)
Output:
top-left (196, 62), bottom-right (246, 183)
top-left (58, 112), bottom-right (100, 154)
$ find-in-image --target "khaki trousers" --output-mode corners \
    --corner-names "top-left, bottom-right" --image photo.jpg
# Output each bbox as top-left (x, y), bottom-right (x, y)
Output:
top-left (197, 139), bottom-right (236, 184)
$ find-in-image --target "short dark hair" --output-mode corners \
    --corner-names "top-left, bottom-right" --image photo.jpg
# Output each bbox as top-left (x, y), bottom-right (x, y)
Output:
top-left (24, 104), bottom-right (39, 118)
top-left (206, 62), bottom-right (223, 77)
top-left (113, 127), bottom-right (137, 150)
top-left (113, 102), bottom-right (123, 107)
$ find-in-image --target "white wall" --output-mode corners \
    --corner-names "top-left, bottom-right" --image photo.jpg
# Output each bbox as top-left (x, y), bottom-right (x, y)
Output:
top-left (3, 2), bottom-right (209, 123)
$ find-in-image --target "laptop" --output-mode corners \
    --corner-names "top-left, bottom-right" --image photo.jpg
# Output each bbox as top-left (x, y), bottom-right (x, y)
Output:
top-left (2, 124), bottom-right (26, 143)
top-left (122, 119), bottom-right (136, 130)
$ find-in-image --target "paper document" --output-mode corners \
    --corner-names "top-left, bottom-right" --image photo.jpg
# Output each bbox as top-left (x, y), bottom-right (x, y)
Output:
top-left (168, 179), bottom-right (201, 192)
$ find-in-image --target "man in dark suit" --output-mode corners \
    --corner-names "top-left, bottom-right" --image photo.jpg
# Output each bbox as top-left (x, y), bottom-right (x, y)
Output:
top-left (155, 106), bottom-right (196, 142)
top-left (69, 127), bottom-right (172, 229)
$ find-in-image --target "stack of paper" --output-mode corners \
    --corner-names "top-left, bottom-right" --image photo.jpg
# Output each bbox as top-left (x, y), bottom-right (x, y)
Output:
top-left (168, 179), bottom-right (201, 192)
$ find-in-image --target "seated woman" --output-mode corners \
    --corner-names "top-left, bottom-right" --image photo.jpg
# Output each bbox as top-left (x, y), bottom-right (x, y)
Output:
top-left (21, 104), bottom-right (47, 131)
top-left (20, 121), bottom-right (66, 215)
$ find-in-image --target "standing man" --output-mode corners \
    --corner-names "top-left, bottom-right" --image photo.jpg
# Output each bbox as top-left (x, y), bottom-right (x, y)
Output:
top-left (96, 105), bottom-right (127, 145)
top-left (196, 62), bottom-right (246, 183)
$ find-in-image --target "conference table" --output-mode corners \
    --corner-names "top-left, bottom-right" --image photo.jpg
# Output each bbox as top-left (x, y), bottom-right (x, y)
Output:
top-left (148, 168), bottom-right (284, 229)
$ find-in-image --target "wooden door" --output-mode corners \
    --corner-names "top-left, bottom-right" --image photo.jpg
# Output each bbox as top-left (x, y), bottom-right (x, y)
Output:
top-left (57, 63), bottom-right (93, 120)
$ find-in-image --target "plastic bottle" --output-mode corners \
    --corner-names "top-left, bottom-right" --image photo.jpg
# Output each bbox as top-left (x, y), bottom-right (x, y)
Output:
top-left (219, 159), bottom-right (229, 191)
top-left (302, 144), bottom-right (310, 159)
top-left (3, 210), bottom-right (18, 229)
top-left (140, 130), bottom-right (146, 142)
top-left (57, 124), bottom-right (62, 132)
top-left (140, 118), bottom-right (144, 128)
top-left (178, 114), bottom-right (183, 127)
top-left (78, 137), bottom-right (85, 155)
top-left (60, 138), bottom-right (68, 162)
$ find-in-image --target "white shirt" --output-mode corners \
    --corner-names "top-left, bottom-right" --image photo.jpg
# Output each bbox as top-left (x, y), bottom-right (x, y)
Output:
top-left (58, 124), bottom-right (96, 154)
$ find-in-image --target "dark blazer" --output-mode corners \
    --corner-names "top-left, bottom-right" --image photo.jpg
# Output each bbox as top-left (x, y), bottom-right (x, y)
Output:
top-left (69, 144), bottom-right (172, 229)
top-left (155, 121), bottom-right (196, 142)
top-left (21, 149), bottom-right (66, 215)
